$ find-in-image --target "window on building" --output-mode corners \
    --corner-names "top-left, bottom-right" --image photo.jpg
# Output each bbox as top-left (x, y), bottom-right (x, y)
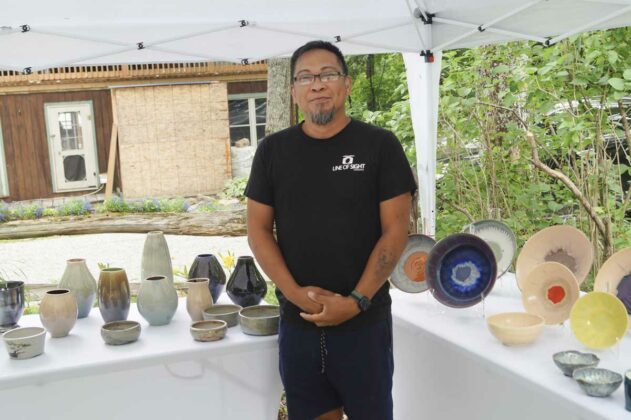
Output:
top-left (228, 93), bottom-right (266, 146)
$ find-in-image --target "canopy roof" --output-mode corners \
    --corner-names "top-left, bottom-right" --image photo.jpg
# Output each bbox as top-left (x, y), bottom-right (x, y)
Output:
top-left (1, 0), bottom-right (631, 72)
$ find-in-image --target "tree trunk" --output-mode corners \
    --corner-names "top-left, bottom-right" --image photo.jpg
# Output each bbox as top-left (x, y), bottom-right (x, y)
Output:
top-left (0, 211), bottom-right (247, 240)
top-left (265, 58), bottom-right (292, 136)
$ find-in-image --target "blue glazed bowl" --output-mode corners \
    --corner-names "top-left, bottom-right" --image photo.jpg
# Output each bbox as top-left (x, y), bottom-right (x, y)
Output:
top-left (426, 233), bottom-right (497, 308)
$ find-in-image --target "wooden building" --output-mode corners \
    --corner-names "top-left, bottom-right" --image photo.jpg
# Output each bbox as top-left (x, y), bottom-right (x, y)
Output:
top-left (0, 62), bottom-right (267, 202)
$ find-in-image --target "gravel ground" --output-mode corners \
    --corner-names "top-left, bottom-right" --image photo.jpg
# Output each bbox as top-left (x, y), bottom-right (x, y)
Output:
top-left (0, 234), bottom-right (252, 285)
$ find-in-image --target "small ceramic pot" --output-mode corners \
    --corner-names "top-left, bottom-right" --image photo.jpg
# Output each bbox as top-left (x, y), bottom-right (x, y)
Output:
top-left (186, 278), bottom-right (213, 321)
top-left (2, 327), bottom-right (46, 359)
top-left (189, 254), bottom-right (226, 303)
top-left (573, 367), bottom-right (623, 397)
top-left (39, 289), bottom-right (78, 338)
top-left (101, 321), bottom-right (141, 345)
top-left (137, 275), bottom-right (178, 326)
top-left (239, 305), bottom-right (280, 336)
top-left (203, 304), bottom-right (242, 327)
top-left (625, 369), bottom-right (631, 411)
top-left (98, 268), bottom-right (131, 323)
top-left (190, 320), bottom-right (227, 342)
top-left (141, 231), bottom-right (173, 285)
top-left (0, 281), bottom-right (25, 331)
top-left (553, 351), bottom-right (599, 377)
top-left (59, 258), bottom-right (97, 318)
top-left (226, 256), bottom-right (267, 307)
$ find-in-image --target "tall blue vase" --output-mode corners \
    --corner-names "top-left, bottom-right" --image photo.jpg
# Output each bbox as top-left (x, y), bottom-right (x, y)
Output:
top-left (226, 256), bottom-right (267, 307)
top-left (188, 254), bottom-right (226, 304)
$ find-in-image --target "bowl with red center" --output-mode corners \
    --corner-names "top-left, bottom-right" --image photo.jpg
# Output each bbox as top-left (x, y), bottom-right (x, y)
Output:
top-left (390, 234), bottom-right (436, 293)
top-left (521, 262), bottom-right (579, 324)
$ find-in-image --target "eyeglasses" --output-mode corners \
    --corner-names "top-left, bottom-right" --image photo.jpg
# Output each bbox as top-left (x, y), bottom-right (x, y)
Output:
top-left (293, 71), bottom-right (345, 85)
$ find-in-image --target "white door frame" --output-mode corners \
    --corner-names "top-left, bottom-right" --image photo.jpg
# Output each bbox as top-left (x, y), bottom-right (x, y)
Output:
top-left (0, 118), bottom-right (9, 198)
top-left (44, 100), bottom-right (100, 192)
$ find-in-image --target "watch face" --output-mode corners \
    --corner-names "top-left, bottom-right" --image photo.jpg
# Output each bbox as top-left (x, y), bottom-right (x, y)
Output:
top-left (359, 298), bottom-right (371, 311)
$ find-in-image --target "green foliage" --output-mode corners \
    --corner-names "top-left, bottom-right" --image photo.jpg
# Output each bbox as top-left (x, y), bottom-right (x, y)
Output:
top-left (196, 200), bottom-right (219, 213)
top-left (264, 282), bottom-right (279, 306)
top-left (99, 197), bottom-right (190, 214)
top-left (55, 199), bottom-right (93, 216)
top-left (221, 177), bottom-right (248, 201)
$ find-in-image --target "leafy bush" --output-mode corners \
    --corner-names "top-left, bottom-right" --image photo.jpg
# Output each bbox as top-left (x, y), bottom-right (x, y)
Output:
top-left (220, 177), bottom-right (248, 201)
top-left (55, 199), bottom-right (93, 216)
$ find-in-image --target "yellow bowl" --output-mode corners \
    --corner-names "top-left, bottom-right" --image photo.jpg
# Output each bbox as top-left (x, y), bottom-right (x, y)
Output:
top-left (570, 292), bottom-right (628, 350)
top-left (487, 312), bottom-right (545, 346)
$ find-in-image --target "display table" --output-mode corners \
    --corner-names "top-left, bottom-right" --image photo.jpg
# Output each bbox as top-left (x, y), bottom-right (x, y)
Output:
top-left (392, 274), bottom-right (631, 420)
top-left (0, 298), bottom-right (283, 420)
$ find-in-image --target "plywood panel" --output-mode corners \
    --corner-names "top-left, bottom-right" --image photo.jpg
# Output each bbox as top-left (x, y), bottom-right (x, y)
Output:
top-left (115, 83), bottom-right (230, 198)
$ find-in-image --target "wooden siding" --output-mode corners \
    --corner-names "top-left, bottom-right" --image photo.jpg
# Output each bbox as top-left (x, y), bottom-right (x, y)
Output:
top-left (0, 90), bottom-right (116, 202)
top-left (227, 81), bottom-right (267, 95)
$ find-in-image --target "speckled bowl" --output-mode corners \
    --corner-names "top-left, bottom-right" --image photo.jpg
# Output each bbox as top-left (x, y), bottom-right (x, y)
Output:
top-left (573, 367), bottom-right (622, 397)
top-left (190, 320), bottom-right (227, 342)
top-left (203, 304), bottom-right (242, 327)
top-left (2, 326), bottom-right (46, 360)
top-left (239, 305), bottom-right (280, 336)
top-left (101, 320), bottom-right (141, 345)
top-left (553, 350), bottom-right (600, 377)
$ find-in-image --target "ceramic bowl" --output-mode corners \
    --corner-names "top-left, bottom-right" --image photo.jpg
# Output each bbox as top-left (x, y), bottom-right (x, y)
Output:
top-left (553, 350), bottom-right (600, 377)
top-left (100, 320), bottom-right (141, 345)
top-left (516, 225), bottom-right (593, 289)
top-left (462, 220), bottom-right (516, 277)
top-left (190, 320), bottom-right (227, 342)
top-left (594, 247), bottom-right (631, 327)
top-left (521, 262), bottom-right (580, 324)
top-left (573, 367), bottom-right (623, 397)
top-left (486, 312), bottom-right (545, 346)
top-left (426, 233), bottom-right (497, 308)
top-left (203, 304), bottom-right (243, 327)
top-left (570, 292), bottom-right (628, 350)
top-left (239, 305), bottom-right (280, 336)
top-left (390, 234), bottom-right (436, 293)
top-left (2, 326), bottom-right (46, 360)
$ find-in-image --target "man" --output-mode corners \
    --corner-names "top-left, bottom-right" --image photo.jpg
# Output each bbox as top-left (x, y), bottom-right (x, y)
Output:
top-left (245, 40), bottom-right (416, 420)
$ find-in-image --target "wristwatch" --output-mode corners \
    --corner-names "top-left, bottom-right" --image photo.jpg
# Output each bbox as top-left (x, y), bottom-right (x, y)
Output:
top-left (349, 290), bottom-right (372, 312)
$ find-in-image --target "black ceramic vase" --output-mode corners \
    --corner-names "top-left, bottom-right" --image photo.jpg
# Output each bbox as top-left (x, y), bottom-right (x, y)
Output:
top-left (226, 256), bottom-right (267, 307)
top-left (188, 254), bottom-right (226, 304)
top-left (0, 281), bottom-right (25, 332)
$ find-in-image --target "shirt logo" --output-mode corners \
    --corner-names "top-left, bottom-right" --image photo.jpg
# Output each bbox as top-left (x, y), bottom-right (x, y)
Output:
top-left (332, 155), bottom-right (366, 172)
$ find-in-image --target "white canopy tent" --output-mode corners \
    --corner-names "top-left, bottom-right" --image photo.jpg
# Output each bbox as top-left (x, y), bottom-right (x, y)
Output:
top-left (2, 0), bottom-right (631, 235)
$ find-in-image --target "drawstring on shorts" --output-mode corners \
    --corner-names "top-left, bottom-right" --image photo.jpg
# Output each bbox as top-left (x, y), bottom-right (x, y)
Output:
top-left (320, 329), bottom-right (328, 374)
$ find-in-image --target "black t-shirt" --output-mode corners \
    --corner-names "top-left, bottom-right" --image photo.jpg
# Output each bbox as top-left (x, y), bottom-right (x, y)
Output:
top-left (245, 118), bottom-right (417, 330)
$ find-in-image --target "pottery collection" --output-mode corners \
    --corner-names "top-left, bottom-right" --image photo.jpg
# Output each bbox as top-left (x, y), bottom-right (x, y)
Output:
top-left (59, 258), bottom-right (97, 318)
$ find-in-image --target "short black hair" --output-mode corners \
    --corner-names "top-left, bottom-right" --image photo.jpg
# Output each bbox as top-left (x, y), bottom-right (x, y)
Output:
top-left (290, 40), bottom-right (348, 81)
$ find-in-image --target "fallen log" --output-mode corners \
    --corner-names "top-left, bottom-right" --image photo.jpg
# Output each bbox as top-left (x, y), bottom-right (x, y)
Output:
top-left (0, 211), bottom-right (247, 240)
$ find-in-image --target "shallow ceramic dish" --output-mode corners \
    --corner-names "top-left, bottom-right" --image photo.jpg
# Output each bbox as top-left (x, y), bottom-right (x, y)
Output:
top-left (570, 292), bottom-right (628, 350)
top-left (516, 225), bottom-right (593, 290)
top-left (390, 234), bottom-right (436, 293)
top-left (100, 320), bottom-right (141, 345)
top-left (2, 326), bottom-right (46, 360)
top-left (486, 312), bottom-right (544, 346)
top-left (521, 262), bottom-right (579, 325)
top-left (462, 220), bottom-right (516, 277)
top-left (594, 247), bottom-right (631, 326)
top-left (426, 233), bottom-right (497, 308)
top-left (203, 304), bottom-right (242, 327)
top-left (573, 367), bottom-right (623, 397)
top-left (190, 320), bottom-right (227, 342)
top-left (239, 305), bottom-right (280, 336)
top-left (553, 350), bottom-right (600, 377)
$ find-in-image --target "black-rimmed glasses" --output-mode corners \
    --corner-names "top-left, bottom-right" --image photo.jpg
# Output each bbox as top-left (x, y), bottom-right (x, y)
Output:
top-left (293, 71), bottom-right (345, 85)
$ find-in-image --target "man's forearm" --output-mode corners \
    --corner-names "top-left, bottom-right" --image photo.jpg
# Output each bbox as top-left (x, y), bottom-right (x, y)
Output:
top-left (354, 229), bottom-right (408, 299)
top-left (248, 228), bottom-right (300, 299)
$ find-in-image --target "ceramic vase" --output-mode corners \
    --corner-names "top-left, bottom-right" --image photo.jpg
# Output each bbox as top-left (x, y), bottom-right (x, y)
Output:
top-left (39, 289), bottom-right (78, 338)
top-left (188, 254), bottom-right (226, 303)
top-left (141, 231), bottom-right (173, 285)
top-left (137, 275), bottom-right (178, 326)
top-left (0, 281), bottom-right (25, 332)
top-left (186, 278), bottom-right (213, 321)
top-left (59, 258), bottom-right (97, 318)
top-left (98, 268), bottom-right (131, 323)
top-left (226, 256), bottom-right (267, 307)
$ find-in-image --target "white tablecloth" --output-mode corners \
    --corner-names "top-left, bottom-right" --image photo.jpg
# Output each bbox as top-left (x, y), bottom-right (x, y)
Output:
top-left (0, 298), bottom-right (283, 420)
top-left (391, 274), bottom-right (630, 420)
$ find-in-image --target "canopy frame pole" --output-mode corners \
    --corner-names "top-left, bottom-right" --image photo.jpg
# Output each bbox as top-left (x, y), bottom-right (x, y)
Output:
top-left (404, 0), bottom-right (428, 49)
top-left (433, 0), bottom-right (544, 51)
top-left (433, 17), bottom-right (548, 44)
top-left (548, 5), bottom-right (631, 45)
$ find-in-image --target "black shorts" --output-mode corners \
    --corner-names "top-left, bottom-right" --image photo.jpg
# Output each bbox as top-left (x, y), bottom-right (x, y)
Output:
top-left (278, 315), bottom-right (394, 420)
